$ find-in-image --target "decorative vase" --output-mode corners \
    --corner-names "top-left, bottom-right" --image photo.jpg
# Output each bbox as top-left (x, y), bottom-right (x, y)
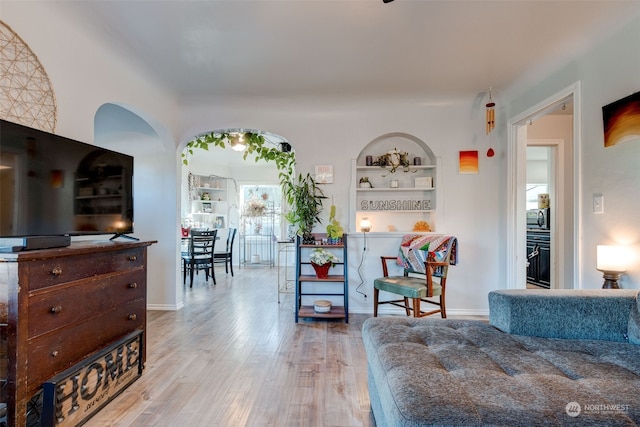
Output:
top-left (311, 262), bottom-right (331, 279)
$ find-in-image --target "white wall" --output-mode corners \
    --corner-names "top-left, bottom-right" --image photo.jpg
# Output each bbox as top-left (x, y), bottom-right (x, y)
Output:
top-left (506, 13), bottom-right (640, 290)
top-left (5, 2), bottom-right (638, 316)
top-left (179, 99), bottom-right (501, 314)
top-left (2, 3), bottom-right (183, 309)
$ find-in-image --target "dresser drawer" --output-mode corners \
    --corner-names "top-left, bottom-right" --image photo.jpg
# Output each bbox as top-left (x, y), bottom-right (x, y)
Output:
top-left (27, 298), bottom-right (145, 387)
top-left (25, 247), bottom-right (144, 291)
top-left (28, 269), bottom-right (146, 338)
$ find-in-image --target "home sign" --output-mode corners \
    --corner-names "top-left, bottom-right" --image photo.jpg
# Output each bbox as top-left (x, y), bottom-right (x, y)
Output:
top-left (41, 331), bottom-right (144, 427)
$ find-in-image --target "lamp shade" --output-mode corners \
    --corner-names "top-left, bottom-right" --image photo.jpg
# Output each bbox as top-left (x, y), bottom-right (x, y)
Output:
top-left (360, 218), bottom-right (371, 232)
top-left (596, 245), bottom-right (628, 273)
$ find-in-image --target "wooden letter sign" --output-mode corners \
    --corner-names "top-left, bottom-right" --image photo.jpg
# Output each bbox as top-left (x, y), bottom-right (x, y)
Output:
top-left (41, 331), bottom-right (144, 426)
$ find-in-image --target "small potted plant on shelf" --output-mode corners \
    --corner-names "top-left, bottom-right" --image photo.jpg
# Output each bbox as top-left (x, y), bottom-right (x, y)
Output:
top-left (359, 176), bottom-right (373, 188)
top-left (309, 247), bottom-right (339, 279)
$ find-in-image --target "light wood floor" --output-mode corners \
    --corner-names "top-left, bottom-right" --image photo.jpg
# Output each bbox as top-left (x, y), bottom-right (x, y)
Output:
top-left (85, 265), bottom-right (376, 427)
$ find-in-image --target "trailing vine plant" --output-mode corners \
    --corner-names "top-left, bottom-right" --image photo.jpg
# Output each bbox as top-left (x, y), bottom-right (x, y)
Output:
top-left (182, 131), bottom-right (325, 241)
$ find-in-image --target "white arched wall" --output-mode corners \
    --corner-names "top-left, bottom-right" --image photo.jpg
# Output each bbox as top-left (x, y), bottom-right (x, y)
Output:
top-left (351, 132), bottom-right (439, 233)
top-left (94, 103), bottom-right (182, 310)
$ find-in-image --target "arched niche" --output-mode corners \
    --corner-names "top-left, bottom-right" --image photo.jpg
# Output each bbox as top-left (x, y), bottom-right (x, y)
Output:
top-left (352, 132), bottom-right (440, 234)
top-left (94, 103), bottom-right (180, 311)
top-left (358, 132), bottom-right (436, 167)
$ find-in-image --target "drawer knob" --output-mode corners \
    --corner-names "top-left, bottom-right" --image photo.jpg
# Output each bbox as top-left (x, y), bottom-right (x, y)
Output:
top-left (128, 282), bottom-right (138, 289)
top-left (50, 305), bottom-right (63, 314)
top-left (128, 314), bottom-right (137, 321)
top-left (51, 267), bottom-right (63, 276)
top-left (51, 350), bottom-right (59, 357)
top-left (128, 255), bottom-right (137, 262)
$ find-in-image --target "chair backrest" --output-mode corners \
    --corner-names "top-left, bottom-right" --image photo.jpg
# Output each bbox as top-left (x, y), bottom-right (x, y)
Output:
top-left (226, 228), bottom-right (237, 252)
top-left (190, 229), bottom-right (217, 258)
top-left (397, 234), bottom-right (457, 279)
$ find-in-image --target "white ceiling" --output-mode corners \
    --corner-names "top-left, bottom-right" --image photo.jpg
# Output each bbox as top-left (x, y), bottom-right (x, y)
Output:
top-left (60, 0), bottom-right (640, 103)
top-left (55, 1), bottom-right (638, 167)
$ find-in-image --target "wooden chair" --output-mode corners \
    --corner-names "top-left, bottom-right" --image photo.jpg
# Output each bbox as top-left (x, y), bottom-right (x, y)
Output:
top-left (373, 235), bottom-right (456, 318)
top-left (182, 229), bottom-right (217, 287)
top-left (213, 227), bottom-right (237, 276)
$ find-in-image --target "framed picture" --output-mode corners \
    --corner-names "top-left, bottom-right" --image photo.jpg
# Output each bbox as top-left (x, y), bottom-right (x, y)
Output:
top-left (602, 92), bottom-right (640, 147)
top-left (459, 150), bottom-right (479, 174)
top-left (202, 202), bottom-right (212, 213)
top-left (414, 176), bottom-right (433, 189)
top-left (315, 164), bottom-right (333, 184)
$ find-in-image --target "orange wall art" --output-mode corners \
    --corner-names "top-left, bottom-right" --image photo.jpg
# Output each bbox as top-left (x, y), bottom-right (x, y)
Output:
top-left (459, 150), bottom-right (479, 174)
top-left (603, 92), bottom-right (640, 147)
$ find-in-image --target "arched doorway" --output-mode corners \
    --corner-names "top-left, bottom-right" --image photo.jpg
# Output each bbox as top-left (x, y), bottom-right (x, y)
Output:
top-left (180, 128), bottom-right (293, 269)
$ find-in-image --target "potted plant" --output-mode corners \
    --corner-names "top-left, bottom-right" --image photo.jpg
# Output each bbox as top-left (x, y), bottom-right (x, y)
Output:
top-left (326, 201), bottom-right (344, 244)
top-left (309, 247), bottom-right (339, 278)
top-left (359, 176), bottom-right (373, 188)
top-left (283, 173), bottom-right (326, 244)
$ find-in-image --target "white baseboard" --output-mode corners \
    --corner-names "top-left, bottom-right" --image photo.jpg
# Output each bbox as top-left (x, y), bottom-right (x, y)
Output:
top-left (147, 301), bottom-right (184, 311)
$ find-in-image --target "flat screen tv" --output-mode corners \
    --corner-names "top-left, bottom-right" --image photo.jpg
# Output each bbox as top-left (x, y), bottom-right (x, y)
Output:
top-left (0, 119), bottom-right (134, 249)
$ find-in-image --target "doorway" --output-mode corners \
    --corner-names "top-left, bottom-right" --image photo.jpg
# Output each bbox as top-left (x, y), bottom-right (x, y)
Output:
top-left (507, 82), bottom-right (581, 290)
top-left (526, 142), bottom-right (562, 289)
top-left (180, 129), bottom-right (292, 273)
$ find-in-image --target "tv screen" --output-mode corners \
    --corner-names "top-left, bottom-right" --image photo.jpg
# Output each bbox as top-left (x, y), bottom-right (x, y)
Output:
top-left (0, 119), bottom-right (133, 238)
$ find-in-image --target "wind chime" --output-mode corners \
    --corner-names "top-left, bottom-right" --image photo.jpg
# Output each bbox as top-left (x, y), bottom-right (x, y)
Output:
top-left (485, 88), bottom-right (495, 157)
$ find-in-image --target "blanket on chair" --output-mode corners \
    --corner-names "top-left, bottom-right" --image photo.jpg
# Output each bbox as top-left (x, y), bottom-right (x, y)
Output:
top-left (397, 234), bottom-right (457, 276)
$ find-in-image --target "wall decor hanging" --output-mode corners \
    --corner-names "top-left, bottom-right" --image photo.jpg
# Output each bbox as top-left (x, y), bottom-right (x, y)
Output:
top-left (0, 20), bottom-right (57, 132)
top-left (602, 91), bottom-right (640, 147)
top-left (485, 87), bottom-right (496, 157)
top-left (315, 164), bottom-right (334, 184)
top-left (359, 199), bottom-right (431, 211)
top-left (459, 150), bottom-right (479, 174)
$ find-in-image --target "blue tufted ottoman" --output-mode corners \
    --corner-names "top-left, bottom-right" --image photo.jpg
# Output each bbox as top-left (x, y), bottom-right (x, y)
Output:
top-left (362, 289), bottom-right (640, 426)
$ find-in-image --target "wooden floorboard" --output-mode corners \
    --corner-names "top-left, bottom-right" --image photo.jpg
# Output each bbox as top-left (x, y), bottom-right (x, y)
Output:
top-left (84, 265), bottom-right (376, 427)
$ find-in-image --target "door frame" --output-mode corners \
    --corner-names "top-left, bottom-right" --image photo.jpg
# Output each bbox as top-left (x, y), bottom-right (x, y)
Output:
top-left (527, 140), bottom-right (563, 288)
top-left (506, 81), bottom-right (582, 289)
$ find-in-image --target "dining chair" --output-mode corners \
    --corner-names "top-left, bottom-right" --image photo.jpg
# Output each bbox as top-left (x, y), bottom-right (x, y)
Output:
top-left (182, 229), bottom-right (217, 288)
top-left (373, 235), bottom-right (457, 318)
top-left (213, 228), bottom-right (237, 276)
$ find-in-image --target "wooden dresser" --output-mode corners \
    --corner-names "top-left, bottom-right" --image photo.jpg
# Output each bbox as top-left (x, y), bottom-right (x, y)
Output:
top-left (0, 240), bottom-right (155, 426)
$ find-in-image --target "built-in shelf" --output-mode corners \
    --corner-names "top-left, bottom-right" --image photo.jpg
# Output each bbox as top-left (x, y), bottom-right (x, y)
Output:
top-left (351, 136), bottom-right (441, 233)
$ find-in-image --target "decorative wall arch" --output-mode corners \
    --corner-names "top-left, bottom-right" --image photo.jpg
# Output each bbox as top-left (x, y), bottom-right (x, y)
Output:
top-left (352, 132), bottom-right (441, 233)
top-left (363, 132), bottom-right (436, 165)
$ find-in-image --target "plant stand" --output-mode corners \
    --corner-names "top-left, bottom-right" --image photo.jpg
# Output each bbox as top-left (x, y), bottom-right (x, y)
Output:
top-left (295, 233), bottom-right (348, 323)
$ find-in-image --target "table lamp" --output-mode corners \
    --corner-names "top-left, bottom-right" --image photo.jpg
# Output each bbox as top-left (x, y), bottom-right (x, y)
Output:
top-left (360, 218), bottom-right (371, 233)
top-left (596, 245), bottom-right (627, 289)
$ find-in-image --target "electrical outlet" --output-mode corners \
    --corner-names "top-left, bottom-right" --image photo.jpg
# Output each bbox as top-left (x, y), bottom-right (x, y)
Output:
top-left (593, 194), bottom-right (604, 214)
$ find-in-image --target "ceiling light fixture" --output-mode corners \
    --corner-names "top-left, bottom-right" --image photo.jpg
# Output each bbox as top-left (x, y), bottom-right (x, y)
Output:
top-left (229, 132), bottom-right (246, 152)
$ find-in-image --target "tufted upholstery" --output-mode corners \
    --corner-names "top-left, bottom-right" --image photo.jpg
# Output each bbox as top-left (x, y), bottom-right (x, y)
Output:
top-left (363, 290), bottom-right (640, 426)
